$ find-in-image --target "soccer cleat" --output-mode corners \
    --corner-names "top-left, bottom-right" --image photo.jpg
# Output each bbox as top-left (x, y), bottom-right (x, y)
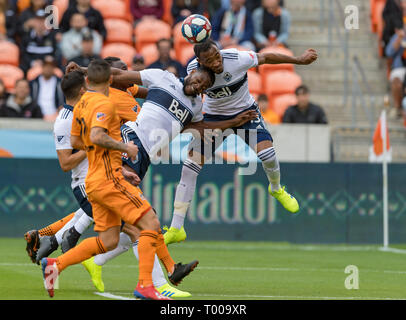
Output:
top-left (133, 284), bottom-right (172, 300)
top-left (24, 230), bottom-right (40, 263)
top-left (269, 185), bottom-right (300, 213)
top-left (163, 226), bottom-right (187, 245)
top-left (168, 260), bottom-right (199, 286)
top-left (81, 257), bottom-right (104, 293)
top-left (41, 257), bottom-right (59, 298)
top-left (35, 235), bottom-right (58, 265)
top-left (157, 283), bottom-right (192, 298)
top-left (61, 226), bottom-right (81, 253)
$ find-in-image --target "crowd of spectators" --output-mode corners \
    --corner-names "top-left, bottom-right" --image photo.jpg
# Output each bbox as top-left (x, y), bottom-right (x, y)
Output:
top-left (0, 0), bottom-right (328, 126)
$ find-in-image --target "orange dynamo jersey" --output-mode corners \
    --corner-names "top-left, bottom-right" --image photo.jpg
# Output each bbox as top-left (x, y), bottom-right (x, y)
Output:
top-left (108, 86), bottom-right (140, 124)
top-left (71, 91), bottom-right (122, 192)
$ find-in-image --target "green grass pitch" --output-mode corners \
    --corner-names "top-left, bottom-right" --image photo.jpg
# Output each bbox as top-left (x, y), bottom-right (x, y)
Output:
top-left (1, 238), bottom-right (406, 300)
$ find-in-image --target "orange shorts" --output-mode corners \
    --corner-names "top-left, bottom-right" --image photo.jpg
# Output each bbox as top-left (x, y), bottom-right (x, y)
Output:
top-left (87, 177), bottom-right (151, 232)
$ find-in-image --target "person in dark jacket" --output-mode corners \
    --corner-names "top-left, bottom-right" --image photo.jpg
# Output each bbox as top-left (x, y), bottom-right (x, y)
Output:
top-left (0, 79), bottom-right (43, 118)
top-left (29, 55), bottom-right (64, 121)
top-left (382, 0), bottom-right (404, 55)
top-left (171, 0), bottom-right (205, 25)
top-left (282, 85), bottom-right (328, 124)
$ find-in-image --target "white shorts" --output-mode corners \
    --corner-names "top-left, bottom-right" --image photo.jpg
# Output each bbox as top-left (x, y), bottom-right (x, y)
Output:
top-left (390, 67), bottom-right (406, 82)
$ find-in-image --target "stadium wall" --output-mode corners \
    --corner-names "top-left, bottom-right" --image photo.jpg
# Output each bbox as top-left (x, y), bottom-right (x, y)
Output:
top-left (0, 159), bottom-right (405, 244)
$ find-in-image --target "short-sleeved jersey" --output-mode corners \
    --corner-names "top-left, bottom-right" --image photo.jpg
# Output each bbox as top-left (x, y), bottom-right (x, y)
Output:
top-left (125, 69), bottom-right (204, 156)
top-left (108, 86), bottom-right (140, 125)
top-left (54, 104), bottom-right (88, 189)
top-left (187, 48), bottom-right (259, 115)
top-left (71, 91), bottom-right (122, 193)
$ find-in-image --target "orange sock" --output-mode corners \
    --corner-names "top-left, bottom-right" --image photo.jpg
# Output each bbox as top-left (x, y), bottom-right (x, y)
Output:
top-left (56, 236), bottom-right (106, 272)
top-left (137, 230), bottom-right (158, 287)
top-left (155, 230), bottom-right (175, 274)
top-left (38, 212), bottom-right (75, 236)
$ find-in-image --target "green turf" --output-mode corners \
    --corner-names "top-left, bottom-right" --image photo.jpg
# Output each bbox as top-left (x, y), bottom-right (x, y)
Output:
top-left (1, 238), bottom-right (406, 300)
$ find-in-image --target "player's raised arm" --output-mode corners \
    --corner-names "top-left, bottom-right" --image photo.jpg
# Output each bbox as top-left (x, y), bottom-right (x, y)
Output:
top-left (257, 48), bottom-right (318, 66)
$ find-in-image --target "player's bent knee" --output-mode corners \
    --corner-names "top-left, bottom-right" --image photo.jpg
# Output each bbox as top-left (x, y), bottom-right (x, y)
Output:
top-left (122, 223), bottom-right (139, 242)
top-left (135, 208), bottom-right (161, 232)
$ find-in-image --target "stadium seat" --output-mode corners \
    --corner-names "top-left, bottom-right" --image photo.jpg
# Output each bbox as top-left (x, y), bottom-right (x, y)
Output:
top-left (173, 22), bottom-right (195, 65)
top-left (371, 0), bottom-right (386, 33)
top-left (139, 43), bottom-right (176, 67)
top-left (0, 41), bottom-right (19, 67)
top-left (134, 19), bottom-right (172, 52)
top-left (162, 0), bottom-right (174, 26)
top-left (105, 19), bottom-right (133, 45)
top-left (0, 64), bottom-right (24, 91)
top-left (101, 43), bottom-right (136, 67)
top-left (92, 0), bottom-right (132, 23)
top-left (26, 65), bottom-right (64, 81)
top-left (258, 46), bottom-right (295, 85)
top-left (263, 70), bottom-right (302, 102)
top-left (271, 94), bottom-right (298, 118)
top-left (53, 0), bottom-right (68, 23)
top-left (247, 70), bottom-right (263, 95)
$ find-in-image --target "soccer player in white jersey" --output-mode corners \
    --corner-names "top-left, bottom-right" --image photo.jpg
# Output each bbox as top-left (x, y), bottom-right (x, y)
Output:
top-left (164, 39), bottom-right (318, 244)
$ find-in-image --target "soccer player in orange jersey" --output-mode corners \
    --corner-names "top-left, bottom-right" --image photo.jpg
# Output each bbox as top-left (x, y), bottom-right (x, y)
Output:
top-left (40, 60), bottom-right (198, 300)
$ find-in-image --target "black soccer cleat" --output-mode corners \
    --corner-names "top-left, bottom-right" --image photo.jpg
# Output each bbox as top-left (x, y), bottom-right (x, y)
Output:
top-left (168, 260), bottom-right (199, 286)
top-left (35, 235), bottom-right (58, 265)
top-left (24, 230), bottom-right (40, 264)
top-left (61, 227), bottom-right (81, 253)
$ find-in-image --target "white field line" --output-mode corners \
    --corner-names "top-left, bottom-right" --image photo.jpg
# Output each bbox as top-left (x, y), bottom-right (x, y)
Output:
top-left (378, 247), bottom-right (406, 254)
top-left (94, 292), bottom-right (137, 300)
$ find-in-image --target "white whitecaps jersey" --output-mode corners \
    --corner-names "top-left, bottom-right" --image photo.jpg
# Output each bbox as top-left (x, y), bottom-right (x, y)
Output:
top-left (53, 105), bottom-right (88, 189)
top-left (125, 69), bottom-right (204, 156)
top-left (187, 48), bottom-right (259, 116)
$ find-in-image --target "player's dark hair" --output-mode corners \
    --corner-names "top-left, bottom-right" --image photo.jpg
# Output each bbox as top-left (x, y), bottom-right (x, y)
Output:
top-left (61, 70), bottom-right (86, 100)
top-left (197, 66), bottom-right (215, 86)
top-left (87, 59), bottom-right (111, 84)
top-left (193, 39), bottom-right (218, 58)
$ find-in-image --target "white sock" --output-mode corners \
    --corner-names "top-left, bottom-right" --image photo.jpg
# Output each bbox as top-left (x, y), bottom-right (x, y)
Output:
top-left (94, 232), bottom-right (131, 266)
top-left (74, 213), bottom-right (93, 234)
top-left (132, 241), bottom-right (167, 288)
top-left (55, 208), bottom-right (85, 244)
top-left (170, 159), bottom-right (202, 230)
top-left (258, 147), bottom-right (281, 192)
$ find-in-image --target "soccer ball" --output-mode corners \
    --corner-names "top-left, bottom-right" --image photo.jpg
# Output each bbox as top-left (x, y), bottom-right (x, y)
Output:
top-left (181, 14), bottom-right (212, 44)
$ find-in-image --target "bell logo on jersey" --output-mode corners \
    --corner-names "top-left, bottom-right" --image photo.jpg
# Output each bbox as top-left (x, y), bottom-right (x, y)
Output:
top-left (168, 99), bottom-right (190, 124)
top-left (206, 86), bottom-right (232, 99)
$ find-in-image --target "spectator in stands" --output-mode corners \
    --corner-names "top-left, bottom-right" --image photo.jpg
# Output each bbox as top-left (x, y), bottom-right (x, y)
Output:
top-left (130, 0), bottom-right (164, 24)
top-left (0, 0), bottom-right (17, 41)
top-left (0, 79), bottom-right (43, 118)
top-left (386, 26), bottom-right (406, 118)
top-left (282, 85), bottom-right (328, 124)
top-left (131, 54), bottom-right (145, 71)
top-left (0, 79), bottom-right (9, 107)
top-left (29, 55), bottom-right (63, 121)
top-left (211, 0), bottom-right (255, 50)
top-left (147, 38), bottom-right (186, 77)
top-left (171, 0), bottom-right (205, 25)
top-left (382, 0), bottom-right (404, 55)
top-left (17, 0), bottom-right (49, 37)
top-left (19, 9), bottom-right (59, 73)
top-left (60, 0), bottom-right (106, 40)
top-left (70, 31), bottom-right (101, 67)
top-left (258, 94), bottom-right (280, 124)
top-left (60, 13), bottom-right (102, 61)
top-left (252, 0), bottom-right (290, 50)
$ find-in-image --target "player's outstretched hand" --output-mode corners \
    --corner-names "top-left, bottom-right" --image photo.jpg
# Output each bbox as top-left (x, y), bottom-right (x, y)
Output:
top-left (298, 49), bottom-right (318, 65)
top-left (234, 110), bottom-right (259, 127)
top-left (125, 141), bottom-right (139, 162)
top-left (65, 62), bottom-right (81, 74)
top-left (122, 166), bottom-right (141, 186)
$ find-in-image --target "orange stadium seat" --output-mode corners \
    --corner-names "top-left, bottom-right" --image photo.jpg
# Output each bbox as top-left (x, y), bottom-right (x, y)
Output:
top-left (0, 41), bottom-right (19, 66)
top-left (105, 19), bottom-right (133, 45)
top-left (139, 43), bottom-right (176, 67)
top-left (26, 65), bottom-right (64, 81)
top-left (271, 94), bottom-right (298, 118)
top-left (263, 70), bottom-right (302, 103)
top-left (258, 46), bottom-right (294, 84)
top-left (92, 0), bottom-right (132, 23)
top-left (173, 22), bottom-right (195, 65)
top-left (162, 0), bottom-right (174, 26)
top-left (134, 19), bottom-right (172, 52)
top-left (371, 0), bottom-right (386, 33)
top-left (101, 43), bottom-right (136, 67)
top-left (247, 70), bottom-right (263, 95)
top-left (0, 64), bottom-right (24, 91)
top-left (53, 0), bottom-right (69, 23)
